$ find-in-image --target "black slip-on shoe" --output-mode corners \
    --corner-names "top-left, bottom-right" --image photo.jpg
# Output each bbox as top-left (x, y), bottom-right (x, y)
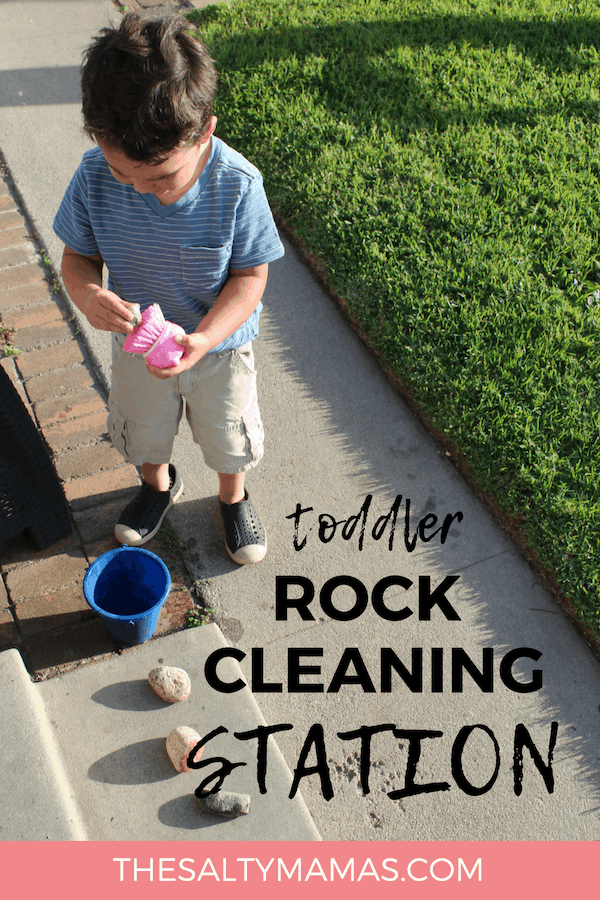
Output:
top-left (219, 490), bottom-right (267, 565)
top-left (115, 464), bottom-right (183, 546)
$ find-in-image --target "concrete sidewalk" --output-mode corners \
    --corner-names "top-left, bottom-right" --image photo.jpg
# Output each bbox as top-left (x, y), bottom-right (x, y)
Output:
top-left (0, 626), bottom-right (320, 841)
top-left (1, 0), bottom-right (599, 843)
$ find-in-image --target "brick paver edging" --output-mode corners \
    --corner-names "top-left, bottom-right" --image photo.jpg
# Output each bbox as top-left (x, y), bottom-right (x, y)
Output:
top-left (0, 169), bottom-right (194, 679)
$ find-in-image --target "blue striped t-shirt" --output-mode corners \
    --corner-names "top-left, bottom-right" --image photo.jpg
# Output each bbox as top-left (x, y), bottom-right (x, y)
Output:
top-left (53, 137), bottom-right (284, 351)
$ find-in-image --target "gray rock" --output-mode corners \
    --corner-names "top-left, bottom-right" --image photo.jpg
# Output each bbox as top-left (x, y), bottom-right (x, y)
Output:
top-left (128, 303), bottom-right (142, 327)
top-left (148, 665), bottom-right (191, 703)
top-left (197, 790), bottom-right (251, 818)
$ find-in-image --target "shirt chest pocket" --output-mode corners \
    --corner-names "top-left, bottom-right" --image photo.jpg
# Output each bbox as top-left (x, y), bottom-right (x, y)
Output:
top-left (180, 244), bottom-right (232, 299)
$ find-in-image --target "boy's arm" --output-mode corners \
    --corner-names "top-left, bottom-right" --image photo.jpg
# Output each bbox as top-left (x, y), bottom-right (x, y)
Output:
top-left (61, 246), bottom-right (136, 333)
top-left (146, 263), bottom-right (268, 380)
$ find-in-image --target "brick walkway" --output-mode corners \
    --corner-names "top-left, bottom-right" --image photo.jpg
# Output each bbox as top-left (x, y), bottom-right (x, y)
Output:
top-left (0, 172), bottom-right (194, 680)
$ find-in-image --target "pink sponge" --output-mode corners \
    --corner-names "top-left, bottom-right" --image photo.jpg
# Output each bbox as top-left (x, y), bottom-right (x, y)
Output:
top-left (123, 304), bottom-right (185, 368)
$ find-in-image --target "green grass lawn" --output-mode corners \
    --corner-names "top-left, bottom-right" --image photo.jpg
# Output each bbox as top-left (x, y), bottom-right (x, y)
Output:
top-left (188, 0), bottom-right (600, 636)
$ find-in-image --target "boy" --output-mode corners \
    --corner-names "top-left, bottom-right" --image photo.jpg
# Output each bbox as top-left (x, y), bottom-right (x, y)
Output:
top-left (53, 12), bottom-right (284, 564)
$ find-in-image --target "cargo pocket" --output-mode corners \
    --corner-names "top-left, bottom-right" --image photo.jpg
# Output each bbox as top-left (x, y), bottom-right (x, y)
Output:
top-left (233, 343), bottom-right (256, 375)
top-left (111, 331), bottom-right (126, 364)
top-left (107, 401), bottom-right (130, 461)
top-left (241, 404), bottom-right (264, 465)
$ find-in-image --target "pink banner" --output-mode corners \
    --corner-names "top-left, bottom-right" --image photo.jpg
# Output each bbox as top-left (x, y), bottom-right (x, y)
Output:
top-left (0, 841), bottom-right (595, 898)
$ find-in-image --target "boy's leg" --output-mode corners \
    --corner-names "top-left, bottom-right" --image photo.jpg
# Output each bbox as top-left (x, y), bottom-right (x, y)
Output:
top-left (184, 344), bottom-right (267, 565)
top-left (142, 462), bottom-right (171, 492)
top-left (108, 334), bottom-right (184, 546)
top-left (218, 472), bottom-right (245, 505)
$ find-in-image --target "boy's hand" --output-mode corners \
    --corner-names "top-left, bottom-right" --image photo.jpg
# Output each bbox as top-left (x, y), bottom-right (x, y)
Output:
top-left (145, 264), bottom-right (268, 379)
top-left (145, 332), bottom-right (211, 379)
top-left (85, 288), bottom-right (137, 334)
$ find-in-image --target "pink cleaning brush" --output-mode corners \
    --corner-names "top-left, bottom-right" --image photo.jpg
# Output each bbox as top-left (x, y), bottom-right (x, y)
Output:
top-left (123, 304), bottom-right (185, 368)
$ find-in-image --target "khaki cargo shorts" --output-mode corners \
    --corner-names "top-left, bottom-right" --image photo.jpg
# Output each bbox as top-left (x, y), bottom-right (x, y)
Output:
top-left (107, 333), bottom-right (264, 474)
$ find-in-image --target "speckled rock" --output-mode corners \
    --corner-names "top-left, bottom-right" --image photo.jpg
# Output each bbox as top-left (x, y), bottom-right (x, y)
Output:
top-left (148, 665), bottom-right (191, 703)
top-left (166, 726), bottom-right (203, 773)
top-left (197, 790), bottom-right (251, 818)
top-left (128, 302), bottom-right (142, 327)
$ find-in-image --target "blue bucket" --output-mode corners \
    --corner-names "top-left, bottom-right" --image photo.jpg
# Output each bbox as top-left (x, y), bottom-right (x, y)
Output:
top-left (83, 546), bottom-right (171, 645)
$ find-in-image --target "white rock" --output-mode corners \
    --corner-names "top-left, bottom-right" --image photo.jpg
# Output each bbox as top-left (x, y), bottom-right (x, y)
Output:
top-left (128, 303), bottom-right (142, 327)
top-left (148, 665), bottom-right (191, 703)
top-left (166, 726), bottom-right (203, 773)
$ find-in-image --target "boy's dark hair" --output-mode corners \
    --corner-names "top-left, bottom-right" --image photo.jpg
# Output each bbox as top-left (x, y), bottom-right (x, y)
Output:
top-left (81, 12), bottom-right (217, 162)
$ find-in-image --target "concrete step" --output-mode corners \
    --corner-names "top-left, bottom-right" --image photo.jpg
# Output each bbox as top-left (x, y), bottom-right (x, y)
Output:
top-left (3, 624), bottom-right (320, 841)
top-left (0, 649), bottom-right (86, 840)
